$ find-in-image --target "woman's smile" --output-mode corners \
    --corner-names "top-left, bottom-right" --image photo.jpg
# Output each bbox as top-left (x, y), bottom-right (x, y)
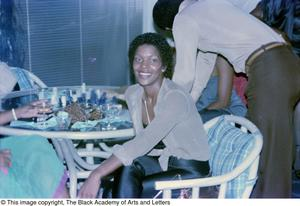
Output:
top-left (133, 44), bottom-right (164, 87)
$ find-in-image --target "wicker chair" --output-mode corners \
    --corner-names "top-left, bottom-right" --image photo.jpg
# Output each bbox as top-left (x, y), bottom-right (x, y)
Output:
top-left (154, 115), bottom-right (263, 198)
top-left (23, 69), bottom-right (47, 88)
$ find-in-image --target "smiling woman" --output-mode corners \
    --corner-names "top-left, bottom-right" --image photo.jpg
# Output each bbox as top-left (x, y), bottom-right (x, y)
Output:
top-left (78, 33), bottom-right (210, 198)
top-left (128, 33), bottom-right (172, 125)
top-left (132, 44), bottom-right (165, 88)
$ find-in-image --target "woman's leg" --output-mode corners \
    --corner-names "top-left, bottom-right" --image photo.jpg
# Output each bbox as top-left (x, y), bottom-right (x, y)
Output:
top-left (113, 156), bottom-right (210, 198)
top-left (112, 156), bottom-right (162, 198)
top-left (141, 157), bottom-right (210, 198)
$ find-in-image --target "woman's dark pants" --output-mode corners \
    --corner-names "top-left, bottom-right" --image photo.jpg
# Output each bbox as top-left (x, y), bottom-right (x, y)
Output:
top-left (112, 156), bottom-right (210, 198)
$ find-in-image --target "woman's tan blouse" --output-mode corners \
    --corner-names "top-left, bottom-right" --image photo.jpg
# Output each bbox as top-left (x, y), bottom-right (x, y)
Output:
top-left (112, 79), bottom-right (210, 170)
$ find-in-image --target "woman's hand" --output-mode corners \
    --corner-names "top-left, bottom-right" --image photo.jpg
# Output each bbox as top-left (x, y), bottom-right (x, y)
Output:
top-left (78, 155), bottom-right (123, 198)
top-left (15, 100), bottom-right (51, 119)
top-left (78, 170), bottom-right (101, 198)
top-left (0, 149), bottom-right (11, 172)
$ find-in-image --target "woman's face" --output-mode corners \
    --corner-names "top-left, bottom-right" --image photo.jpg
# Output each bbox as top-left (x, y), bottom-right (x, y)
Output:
top-left (133, 44), bottom-right (165, 87)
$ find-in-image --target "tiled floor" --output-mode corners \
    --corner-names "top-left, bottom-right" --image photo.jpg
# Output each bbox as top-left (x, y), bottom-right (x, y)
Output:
top-left (292, 171), bottom-right (300, 198)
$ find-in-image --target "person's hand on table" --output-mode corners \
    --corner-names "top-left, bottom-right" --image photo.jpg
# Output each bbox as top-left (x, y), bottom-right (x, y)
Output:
top-left (15, 100), bottom-right (52, 119)
top-left (78, 170), bottom-right (102, 198)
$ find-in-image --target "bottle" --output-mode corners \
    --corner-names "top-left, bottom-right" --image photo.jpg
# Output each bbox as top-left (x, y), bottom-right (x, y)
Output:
top-left (61, 95), bottom-right (67, 108)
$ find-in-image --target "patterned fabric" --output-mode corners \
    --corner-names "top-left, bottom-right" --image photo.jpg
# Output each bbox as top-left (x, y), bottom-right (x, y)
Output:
top-left (207, 116), bottom-right (255, 198)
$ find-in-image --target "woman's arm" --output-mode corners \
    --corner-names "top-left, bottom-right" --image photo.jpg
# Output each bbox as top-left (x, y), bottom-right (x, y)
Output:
top-left (0, 100), bottom-right (51, 125)
top-left (0, 110), bottom-right (16, 125)
top-left (206, 56), bottom-right (234, 110)
top-left (78, 88), bottom-right (190, 198)
top-left (78, 154), bottom-right (123, 198)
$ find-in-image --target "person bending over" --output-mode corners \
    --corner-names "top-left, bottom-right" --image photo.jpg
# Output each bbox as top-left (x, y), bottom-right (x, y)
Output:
top-left (152, 0), bottom-right (300, 198)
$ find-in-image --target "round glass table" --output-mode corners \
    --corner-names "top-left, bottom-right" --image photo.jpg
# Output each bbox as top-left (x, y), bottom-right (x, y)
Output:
top-left (0, 85), bottom-right (135, 198)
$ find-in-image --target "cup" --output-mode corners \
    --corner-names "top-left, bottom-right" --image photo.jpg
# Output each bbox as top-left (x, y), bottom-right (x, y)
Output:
top-left (101, 103), bottom-right (122, 130)
top-left (55, 111), bottom-right (71, 130)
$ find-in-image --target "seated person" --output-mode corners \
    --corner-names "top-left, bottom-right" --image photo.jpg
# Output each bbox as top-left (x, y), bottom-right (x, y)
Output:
top-left (78, 32), bottom-right (210, 198)
top-left (196, 56), bottom-right (247, 122)
top-left (0, 63), bottom-right (69, 198)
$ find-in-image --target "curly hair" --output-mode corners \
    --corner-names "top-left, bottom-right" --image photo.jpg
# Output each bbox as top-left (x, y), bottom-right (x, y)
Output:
top-left (152, 0), bottom-right (183, 30)
top-left (128, 32), bottom-right (173, 72)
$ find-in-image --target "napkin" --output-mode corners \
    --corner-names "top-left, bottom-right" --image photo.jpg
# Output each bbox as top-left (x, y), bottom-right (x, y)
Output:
top-left (10, 117), bottom-right (58, 130)
top-left (101, 109), bottom-right (131, 123)
top-left (71, 120), bottom-right (99, 131)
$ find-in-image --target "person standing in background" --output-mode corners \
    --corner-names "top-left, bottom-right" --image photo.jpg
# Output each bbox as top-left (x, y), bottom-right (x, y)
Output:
top-left (249, 0), bottom-right (300, 179)
top-left (153, 0), bottom-right (300, 197)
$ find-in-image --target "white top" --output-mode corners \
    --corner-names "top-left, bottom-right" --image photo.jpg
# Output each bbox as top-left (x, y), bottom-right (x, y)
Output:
top-left (0, 62), bottom-right (17, 96)
top-left (182, 0), bottom-right (261, 13)
top-left (227, 0), bottom-right (261, 13)
top-left (172, 0), bottom-right (284, 101)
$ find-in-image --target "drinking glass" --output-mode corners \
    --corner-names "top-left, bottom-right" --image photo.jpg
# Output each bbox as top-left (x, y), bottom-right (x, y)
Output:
top-left (38, 89), bottom-right (46, 100)
top-left (101, 103), bottom-right (122, 130)
top-left (36, 101), bottom-right (48, 128)
top-left (55, 111), bottom-right (71, 130)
